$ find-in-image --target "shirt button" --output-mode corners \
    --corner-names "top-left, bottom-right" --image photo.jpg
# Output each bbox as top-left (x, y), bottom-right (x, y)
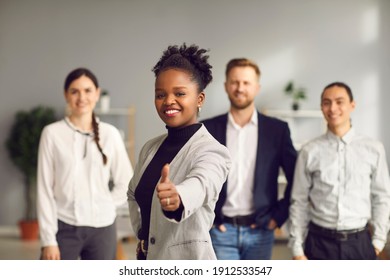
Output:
top-left (150, 237), bottom-right (156, 244)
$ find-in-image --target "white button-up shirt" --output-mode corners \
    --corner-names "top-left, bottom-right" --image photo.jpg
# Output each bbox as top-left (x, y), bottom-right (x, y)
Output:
top-left (222, 110), bottom-right (258, 217)
top-left (37, 118), bottom-right (133, 246)
top-left (289, 128), bottom-right (390, 256)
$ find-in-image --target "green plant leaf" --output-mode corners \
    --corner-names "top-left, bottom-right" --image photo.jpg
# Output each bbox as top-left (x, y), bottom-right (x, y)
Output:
top-left (5, 105), bottom-right (57, 220)
top-left (284, 81), bottom-right (294, 94)
top-left (294, 88), bottom-right (307, 100)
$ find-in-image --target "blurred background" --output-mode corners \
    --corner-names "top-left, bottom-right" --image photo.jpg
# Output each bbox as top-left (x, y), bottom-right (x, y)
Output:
top-left (0, 0), bottom-right (389, 256)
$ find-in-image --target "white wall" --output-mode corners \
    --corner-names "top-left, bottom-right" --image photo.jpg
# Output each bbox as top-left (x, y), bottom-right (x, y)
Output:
top-left (0, 0), bottom-right (389, 225)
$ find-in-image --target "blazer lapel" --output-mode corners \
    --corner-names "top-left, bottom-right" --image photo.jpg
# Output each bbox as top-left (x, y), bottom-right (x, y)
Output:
top-left (255, 113), bottom-right (273, 183)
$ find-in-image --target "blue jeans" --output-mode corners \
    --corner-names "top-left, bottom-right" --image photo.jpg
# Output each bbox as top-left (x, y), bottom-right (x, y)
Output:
top-left (210, 223), bottom-right (274, 260)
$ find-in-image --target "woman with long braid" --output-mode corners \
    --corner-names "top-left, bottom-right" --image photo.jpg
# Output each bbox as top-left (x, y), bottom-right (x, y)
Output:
top-left (37, 68), bottom-right (133, 260)
top-left (128, 44), bottom-right (231, 260)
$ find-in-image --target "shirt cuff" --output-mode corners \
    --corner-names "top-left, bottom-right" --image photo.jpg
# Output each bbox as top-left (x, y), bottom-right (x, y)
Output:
top-left (40, 234), bottom-right (58, 247)
top-left (163, 203), bottom-right (184, 222)
top-left (372, 238), bottom-right (385, 252)
top-left (291, 245), bottom-right (305, 257)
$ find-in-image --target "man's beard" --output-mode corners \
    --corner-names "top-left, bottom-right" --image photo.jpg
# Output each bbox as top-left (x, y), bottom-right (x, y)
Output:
top-left (229, 96), bottom-right (253, 110)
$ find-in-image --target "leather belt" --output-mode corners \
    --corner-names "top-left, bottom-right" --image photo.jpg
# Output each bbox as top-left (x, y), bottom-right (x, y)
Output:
top-left (224, 214), bottom-right (255, 226)
top-left (309, 222), bottom-right (368, 242)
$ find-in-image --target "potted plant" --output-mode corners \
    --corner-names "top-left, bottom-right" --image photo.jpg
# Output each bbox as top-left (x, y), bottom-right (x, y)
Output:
top-left (100, 89), bottom-right (110, 113)
top-left (5, 106), bottom-right (57, 240)
top-left (284, 81), bottom-right (307, 110)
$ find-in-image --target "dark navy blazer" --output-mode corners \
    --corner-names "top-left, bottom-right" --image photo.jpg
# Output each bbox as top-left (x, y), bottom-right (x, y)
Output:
top-left (202, 111), bottom-right (297, 228)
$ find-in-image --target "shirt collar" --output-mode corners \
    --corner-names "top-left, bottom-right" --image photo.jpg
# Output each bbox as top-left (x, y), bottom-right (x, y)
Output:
top-left (326, 126), bottom-right (355, 144)
top-left (64, 117), bottom-right (94, 136)
top-left (228, 109), bottom-right (258, 129)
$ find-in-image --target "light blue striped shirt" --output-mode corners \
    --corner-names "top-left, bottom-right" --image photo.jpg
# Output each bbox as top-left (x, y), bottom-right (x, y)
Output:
top-left (289, 127), bottom-right (390, 256)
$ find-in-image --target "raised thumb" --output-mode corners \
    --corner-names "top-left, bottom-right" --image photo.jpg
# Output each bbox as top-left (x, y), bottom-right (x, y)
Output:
top-left (160, 163), bottom-right (170, 183)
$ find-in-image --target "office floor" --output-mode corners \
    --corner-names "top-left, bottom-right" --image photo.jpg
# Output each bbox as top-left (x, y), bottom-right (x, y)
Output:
top-left (2, 226), bottom-right (389, 260)
top-left (0, 226), bottom-right (292, 260)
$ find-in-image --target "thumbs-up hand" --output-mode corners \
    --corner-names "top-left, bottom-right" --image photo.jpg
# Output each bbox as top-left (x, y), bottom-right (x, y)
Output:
top-left (156, 164), bottom-right (181, 211)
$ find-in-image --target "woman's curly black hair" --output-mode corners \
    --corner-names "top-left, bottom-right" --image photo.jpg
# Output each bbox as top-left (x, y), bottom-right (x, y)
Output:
top-left (152, 43), bottom-right (213, 92)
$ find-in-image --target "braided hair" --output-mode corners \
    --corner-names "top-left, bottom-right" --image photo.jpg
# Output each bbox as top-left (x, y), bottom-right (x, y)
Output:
top-left (152, 43), bottom-right (213, 92)
top-left (64, 68), bottom-right (107, 165)
top-left (92, 112), bottom-right (107, 165)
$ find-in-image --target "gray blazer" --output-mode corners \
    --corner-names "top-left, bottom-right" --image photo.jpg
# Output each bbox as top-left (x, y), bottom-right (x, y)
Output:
top-left (128, 125), bottom-right (231, 259)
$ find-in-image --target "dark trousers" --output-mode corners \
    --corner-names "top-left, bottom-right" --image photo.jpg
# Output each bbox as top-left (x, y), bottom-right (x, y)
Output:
top-left (304, 224), bottom-right (377, 260)
top-left (56, 220), bottom-right (117, 260)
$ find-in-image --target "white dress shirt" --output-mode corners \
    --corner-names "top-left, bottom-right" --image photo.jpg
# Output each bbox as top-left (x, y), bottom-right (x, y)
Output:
top-left (289, 128), bottom-right (390, 256)
top-left (37, 118), bottom-right (133, 247)
top-left (222, 110), bottom-right (258, 217)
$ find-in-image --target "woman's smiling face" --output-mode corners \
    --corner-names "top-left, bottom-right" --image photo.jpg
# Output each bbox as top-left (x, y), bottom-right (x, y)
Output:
top-left (64, 75), bottom-right (100, 117)
top-left (154, 69), bottom-right (204, 128)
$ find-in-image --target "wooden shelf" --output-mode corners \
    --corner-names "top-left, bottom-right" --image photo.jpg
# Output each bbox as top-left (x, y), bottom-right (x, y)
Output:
top-left (262, 108), bottom-right (326, 149)
top-left (262, 109), bottom-right (323, 118)
top-left (95, 106), bottom-right (136, 166)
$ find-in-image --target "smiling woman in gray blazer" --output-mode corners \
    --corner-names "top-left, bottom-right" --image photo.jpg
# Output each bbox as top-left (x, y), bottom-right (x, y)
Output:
top-left (127, 43), bottom-right (231, 260)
